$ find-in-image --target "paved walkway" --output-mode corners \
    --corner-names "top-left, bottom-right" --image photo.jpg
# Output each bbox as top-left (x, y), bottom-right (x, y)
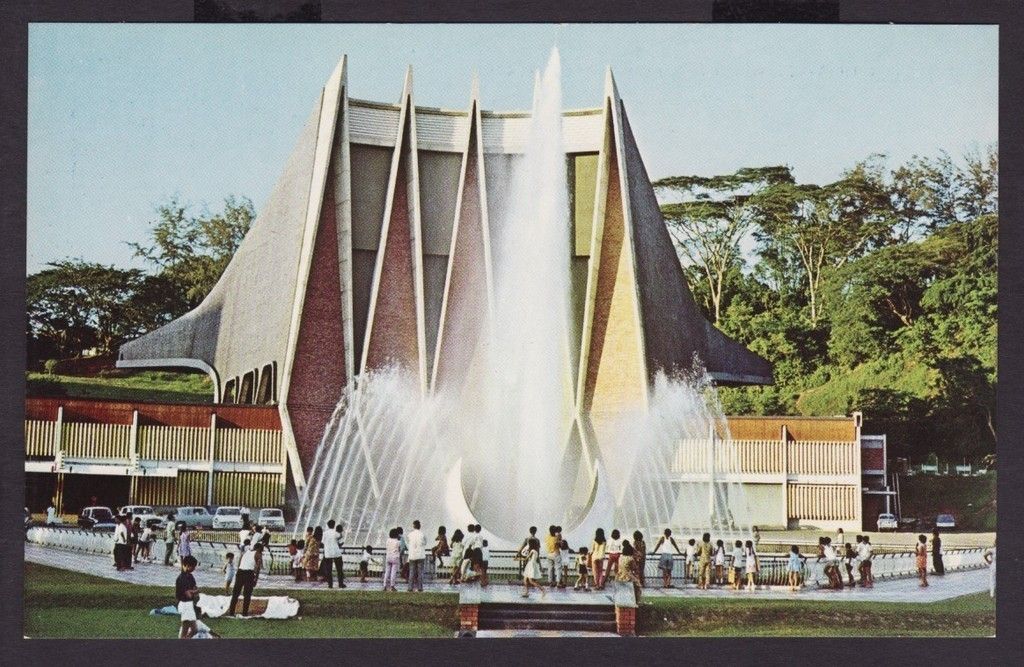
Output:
top-left (24, 543), bottom-right (990, 603)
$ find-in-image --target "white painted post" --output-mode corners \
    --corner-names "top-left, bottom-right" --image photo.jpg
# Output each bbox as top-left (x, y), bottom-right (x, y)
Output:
top-left (129, 410), bottom-right (139, 468)
top-left (780, 425), bottom-right (789, 527)
top-left (207, 414), bottom-right (216, 506)
top-left (53, 405), bottom-right (64, 469)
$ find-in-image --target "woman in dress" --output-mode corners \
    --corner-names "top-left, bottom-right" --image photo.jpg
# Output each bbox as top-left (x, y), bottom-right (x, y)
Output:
top-left (591, 528), bottom-right (607, 590)
top-left (431, 525), bottom-right (450, 567)
top-left (303, 526), bottom-right (321, 583)
top-left (616, 540), bottom-right (644, 602)
top-left (521, 537), bottom-right (547, 598)
top-left (632, 531), bottom-right (647, 588)
top-left (932, 529), bottom-right (945, 576)
top-left (915, 534), bottom-right (929, 587)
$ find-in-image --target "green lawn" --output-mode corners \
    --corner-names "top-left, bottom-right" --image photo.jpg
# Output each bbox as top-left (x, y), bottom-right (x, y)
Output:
top-left (23, 562), bottom-right (458, 638)
top-left (639, 592), bottom-right (995, 637)
top-left (26, 370), bottom-right (213, 404)
top-left (24, 562), bottom-right (994, 638)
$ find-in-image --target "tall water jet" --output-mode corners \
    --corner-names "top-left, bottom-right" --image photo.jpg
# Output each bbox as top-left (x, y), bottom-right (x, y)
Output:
top-left (458, 48), bottom-right (575, 540)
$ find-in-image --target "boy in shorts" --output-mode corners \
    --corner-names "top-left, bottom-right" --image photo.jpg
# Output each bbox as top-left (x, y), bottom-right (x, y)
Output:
top-left (175, 555), bottom-right (200, 639)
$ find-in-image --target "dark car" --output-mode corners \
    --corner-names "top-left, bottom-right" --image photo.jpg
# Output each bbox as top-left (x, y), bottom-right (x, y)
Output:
top-left (77, 506), bottom-right (117, 531)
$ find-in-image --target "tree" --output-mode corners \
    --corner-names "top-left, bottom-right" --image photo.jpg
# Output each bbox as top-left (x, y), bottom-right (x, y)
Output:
top-left (655, 166), bottom-right (792, 323)
top-left (130, 195), bottom-right (255, 308)
top-left (749, 159), bottom-right (895, 324)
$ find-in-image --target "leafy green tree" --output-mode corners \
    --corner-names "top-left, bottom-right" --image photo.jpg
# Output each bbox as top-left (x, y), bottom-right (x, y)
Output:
top-left (655, 167), bottom-right (792, 323)
top-left (749, 159), bottom-right (895, 324)
top-left (130, 195), bottom-right (255, 308)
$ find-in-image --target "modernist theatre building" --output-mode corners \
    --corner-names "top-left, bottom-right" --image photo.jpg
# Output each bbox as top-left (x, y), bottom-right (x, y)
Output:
top-left (24, 57), bottom-right (890, 530)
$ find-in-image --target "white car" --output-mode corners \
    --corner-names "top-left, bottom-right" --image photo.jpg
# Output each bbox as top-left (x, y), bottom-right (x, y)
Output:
top-left (257, 508), bottom-right (286, 531)
top-left (936, 514), bottom-right (956, 530)
top-left (175, 506), bottom-right (214, 529)
top-left (876, 512), bottom-right (898, 532)
top-left (212, 506), bottom-right (246, 530)
top-left (118, 505), bottom-right (167, 531)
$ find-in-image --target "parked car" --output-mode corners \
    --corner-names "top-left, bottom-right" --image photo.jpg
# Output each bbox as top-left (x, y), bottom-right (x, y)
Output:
top-left (118, 505), bottom-right (167, 531)
top-left (257, 507), bottom-right (286, 531)
top-left (175, 506), bottom-right (214, 529)
top-left (876, 512), bottom-right (898, 532)
top-left (212, 506), bottom-right (246, 530)
top-left (78, 506), bottom-right (117, 531)
top-left (936, 513), bottom-right (956, 530)
top-left (898, 517), bottom-right (919, 531)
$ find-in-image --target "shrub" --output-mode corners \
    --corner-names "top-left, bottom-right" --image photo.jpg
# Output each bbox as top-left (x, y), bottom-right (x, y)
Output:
top-left (43, 359), bottom-right (59, 376)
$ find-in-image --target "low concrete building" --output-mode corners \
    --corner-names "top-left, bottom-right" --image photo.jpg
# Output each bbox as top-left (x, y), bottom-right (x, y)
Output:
top-left (25, 397), bottom-right (873, 530)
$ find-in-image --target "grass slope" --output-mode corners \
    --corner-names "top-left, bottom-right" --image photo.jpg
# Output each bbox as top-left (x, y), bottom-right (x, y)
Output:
top-left (26, 371), bottom-right (214, 404)
top-left (23, 562), bottom-right (458, 639)
top-left (796, 357), bottom-right (935, 416)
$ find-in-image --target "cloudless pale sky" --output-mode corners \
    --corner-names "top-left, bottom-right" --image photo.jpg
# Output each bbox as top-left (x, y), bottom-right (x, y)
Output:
top-left (27, 23), bottom-right (997, 273)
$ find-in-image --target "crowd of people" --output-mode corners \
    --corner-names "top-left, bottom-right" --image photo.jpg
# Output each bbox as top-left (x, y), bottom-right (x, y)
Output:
top-left (154, 517), bottom-right (989, 633)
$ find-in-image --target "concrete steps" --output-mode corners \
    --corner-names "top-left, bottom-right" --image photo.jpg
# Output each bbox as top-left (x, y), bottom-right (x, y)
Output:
top-left (477, 602), bottom-right (618, 633)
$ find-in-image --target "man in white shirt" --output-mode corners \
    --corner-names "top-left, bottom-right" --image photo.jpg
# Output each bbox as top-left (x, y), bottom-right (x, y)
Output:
top-left (46, 504), bottom-right (58, 526)
top-left (113, 515), bottom-right (129, 571)
top-left (322, 519), bottom-right (347, 588)
top-left (238, 527), bottom-right (252, 550)
top-left (406, 520), bottom-right (427, 592)
top-left (860, 536), bottom-right (873, 588)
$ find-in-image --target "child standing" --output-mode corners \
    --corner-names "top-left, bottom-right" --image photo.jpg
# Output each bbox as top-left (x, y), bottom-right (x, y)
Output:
top-left (140, 524), bottom-right (154, 563)
top-left (448, 529), bottom-right (465, 584)
top-left (684, 538), bottom-right (696, 584)
top-left (744, 540), bottom-right (757, 591)
top-left (223, 552), bottom-right (236, 593)
top-left (730, 540), bottom-right (744, 590)
top-left (480, 539), bottom-right (490, 587)
top-left (175, 555), bottom-right (200, 639)
top-left (605, 529), bottom-right (623, 583)
top-left (292, 540), bottom-right (306, 582)
top-left (787, 545), bottom-right (804, 591)
top-left (521, 537), bottom-right (546, 599)
top-left (575, 546), bottom-right (591, 591)
top-left (714, 539), bottom-right (726, 586)
top-left (559, 540), bottom-right (572, 588)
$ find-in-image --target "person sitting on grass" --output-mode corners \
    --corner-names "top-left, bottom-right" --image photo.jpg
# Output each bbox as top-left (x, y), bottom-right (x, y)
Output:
top-left (223, 552), bottom-right (236, 594)
top-left (574, 546), bottom-right (591, 591)
top-left (175, 555), bottom-right (200, 639)
top-left (787, 545), bottom-right (805, 591)
top-left (521, 536), bottom-right (547, 599)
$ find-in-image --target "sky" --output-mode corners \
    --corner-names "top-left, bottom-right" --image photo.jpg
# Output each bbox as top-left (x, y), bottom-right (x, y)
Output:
top-left (27, 23), bottom-right (997, 274)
